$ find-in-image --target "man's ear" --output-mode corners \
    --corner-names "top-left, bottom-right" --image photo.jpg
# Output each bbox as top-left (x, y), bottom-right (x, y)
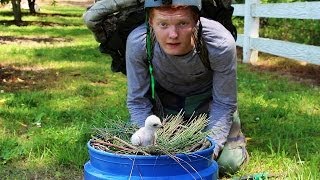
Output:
top-left (148, 18), bottom-right (153, 27)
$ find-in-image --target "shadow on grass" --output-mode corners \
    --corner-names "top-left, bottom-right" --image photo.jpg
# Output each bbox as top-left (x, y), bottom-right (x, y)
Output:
top-left (0, 164), bottom-right (84, 179)
top-left (0, 65), bottom-right (60, 92)
top-left (237, 47), bottom-right (320, 86)
top-left (0, 62), bottom-right (113, 93)
top-left (0, 35), bottom-right (73, 45)
top-left (0, 11), bottom-right (82, 17)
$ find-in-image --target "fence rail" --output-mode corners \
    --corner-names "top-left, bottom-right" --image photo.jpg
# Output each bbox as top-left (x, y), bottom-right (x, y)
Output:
top-left (233, 1), bottom-right (320, 65)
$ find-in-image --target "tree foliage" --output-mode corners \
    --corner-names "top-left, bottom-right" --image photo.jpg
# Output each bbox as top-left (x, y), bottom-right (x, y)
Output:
top-left (1, 0), bottom-right (10, 4)
top-left (232, 0), bottom-right (320, 46)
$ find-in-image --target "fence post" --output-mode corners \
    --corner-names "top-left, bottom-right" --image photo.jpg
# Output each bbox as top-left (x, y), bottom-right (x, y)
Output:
top-left (243, 0), bottom-right (260, 63)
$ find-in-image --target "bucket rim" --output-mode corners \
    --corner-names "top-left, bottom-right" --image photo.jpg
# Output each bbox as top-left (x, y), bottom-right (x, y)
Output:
top-left (87, 137), bottom-right (215, 159)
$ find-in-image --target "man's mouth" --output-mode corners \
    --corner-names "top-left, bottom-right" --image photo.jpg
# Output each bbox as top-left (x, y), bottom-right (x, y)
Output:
top-left (167, 43), bottom-right (180, 48)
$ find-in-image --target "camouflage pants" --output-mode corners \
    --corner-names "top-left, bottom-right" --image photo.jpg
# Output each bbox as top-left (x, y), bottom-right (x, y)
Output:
top-left (217, 111), bottom-right (249, 175)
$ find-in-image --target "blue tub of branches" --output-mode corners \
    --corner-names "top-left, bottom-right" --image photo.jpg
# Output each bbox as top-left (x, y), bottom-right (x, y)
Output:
top-left (84, 114), bottom-right (218, 180)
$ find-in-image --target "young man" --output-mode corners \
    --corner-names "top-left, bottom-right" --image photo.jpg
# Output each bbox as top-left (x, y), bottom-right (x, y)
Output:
top-left (126, 0), bottom-right (248, 174)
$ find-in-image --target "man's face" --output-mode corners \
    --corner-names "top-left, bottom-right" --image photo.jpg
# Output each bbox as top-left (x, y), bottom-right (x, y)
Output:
top-left (150, 7), bottom-right (197, 56)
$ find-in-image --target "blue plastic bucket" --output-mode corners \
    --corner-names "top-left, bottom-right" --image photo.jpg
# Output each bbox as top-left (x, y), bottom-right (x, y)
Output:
top-left (84, 139), bottom-right (218, 180)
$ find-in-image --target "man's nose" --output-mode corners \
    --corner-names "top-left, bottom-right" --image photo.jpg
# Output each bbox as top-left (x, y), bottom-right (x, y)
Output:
top-left (168, 26), bottom-right (178, 39)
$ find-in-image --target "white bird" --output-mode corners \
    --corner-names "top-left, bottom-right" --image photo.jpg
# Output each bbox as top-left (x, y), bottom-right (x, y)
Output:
top-left (130, 115), bottom-right (163, 146)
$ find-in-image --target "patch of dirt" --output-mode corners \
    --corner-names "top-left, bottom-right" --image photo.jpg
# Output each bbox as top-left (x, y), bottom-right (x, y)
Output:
top-left (248, 60), bottom-right (320, 86)
top-left (0, 20), bottom-right (79, 27)
top-left (0, 64), bottom-right (60, 92)
top-left (56, 0), bottom-right (92, 8)
top-left (0, 35), bottom-right (72, 45)
top-left (38, 0), bottom-right (92, 8)
top-left (237, 48), bottom-right (320, 87)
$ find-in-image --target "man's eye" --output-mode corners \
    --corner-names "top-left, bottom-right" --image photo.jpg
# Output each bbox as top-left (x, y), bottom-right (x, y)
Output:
top-left (178, 22), bottom-right (188, 27)
top-left (159, 22), bottom-right (168, 28)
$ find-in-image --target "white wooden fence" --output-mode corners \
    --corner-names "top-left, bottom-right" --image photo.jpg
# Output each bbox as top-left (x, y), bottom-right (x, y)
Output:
top-left (232, 1), bottom-right (320, 65)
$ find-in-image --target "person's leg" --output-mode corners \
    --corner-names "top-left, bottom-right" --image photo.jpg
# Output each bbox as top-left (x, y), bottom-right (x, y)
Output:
top-left (217, 111), bottom-right (249, 175)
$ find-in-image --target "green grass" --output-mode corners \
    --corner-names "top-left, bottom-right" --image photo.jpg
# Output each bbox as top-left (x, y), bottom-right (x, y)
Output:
top-left (1, 3), bottom-right (319, 179)
top-left (236, 64), bottom-right (320, 178)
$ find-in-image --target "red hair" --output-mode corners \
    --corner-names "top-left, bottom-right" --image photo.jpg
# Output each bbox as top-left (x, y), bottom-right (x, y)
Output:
top-left (149, 6), bottom-right (199, 22)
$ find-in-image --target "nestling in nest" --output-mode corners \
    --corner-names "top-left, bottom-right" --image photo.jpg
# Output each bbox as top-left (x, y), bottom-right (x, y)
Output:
top-left (90, 112), bottom-right (211, 155)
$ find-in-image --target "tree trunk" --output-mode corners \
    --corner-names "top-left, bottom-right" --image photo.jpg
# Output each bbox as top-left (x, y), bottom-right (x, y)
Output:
top-left (27, 0), bottom-right (36, 14)
top-left (11, 0), bottom-right (22, 23)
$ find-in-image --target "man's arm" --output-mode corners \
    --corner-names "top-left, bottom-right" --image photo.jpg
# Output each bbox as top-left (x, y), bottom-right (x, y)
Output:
top-left (206, 30), bottom-right (238, 157)
top-left (209, 46), bottom-right (237, 157)
top-left (126, 25), bottom-right (153, 127)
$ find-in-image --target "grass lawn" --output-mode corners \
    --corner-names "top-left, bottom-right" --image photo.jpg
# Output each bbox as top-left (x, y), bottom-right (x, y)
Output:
top-left (0, 2), bottom-right (319, 179)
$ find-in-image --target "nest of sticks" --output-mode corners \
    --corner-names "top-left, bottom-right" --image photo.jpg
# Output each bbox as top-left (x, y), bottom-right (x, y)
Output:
top-left (90, 112), bottom-right (211, 155)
